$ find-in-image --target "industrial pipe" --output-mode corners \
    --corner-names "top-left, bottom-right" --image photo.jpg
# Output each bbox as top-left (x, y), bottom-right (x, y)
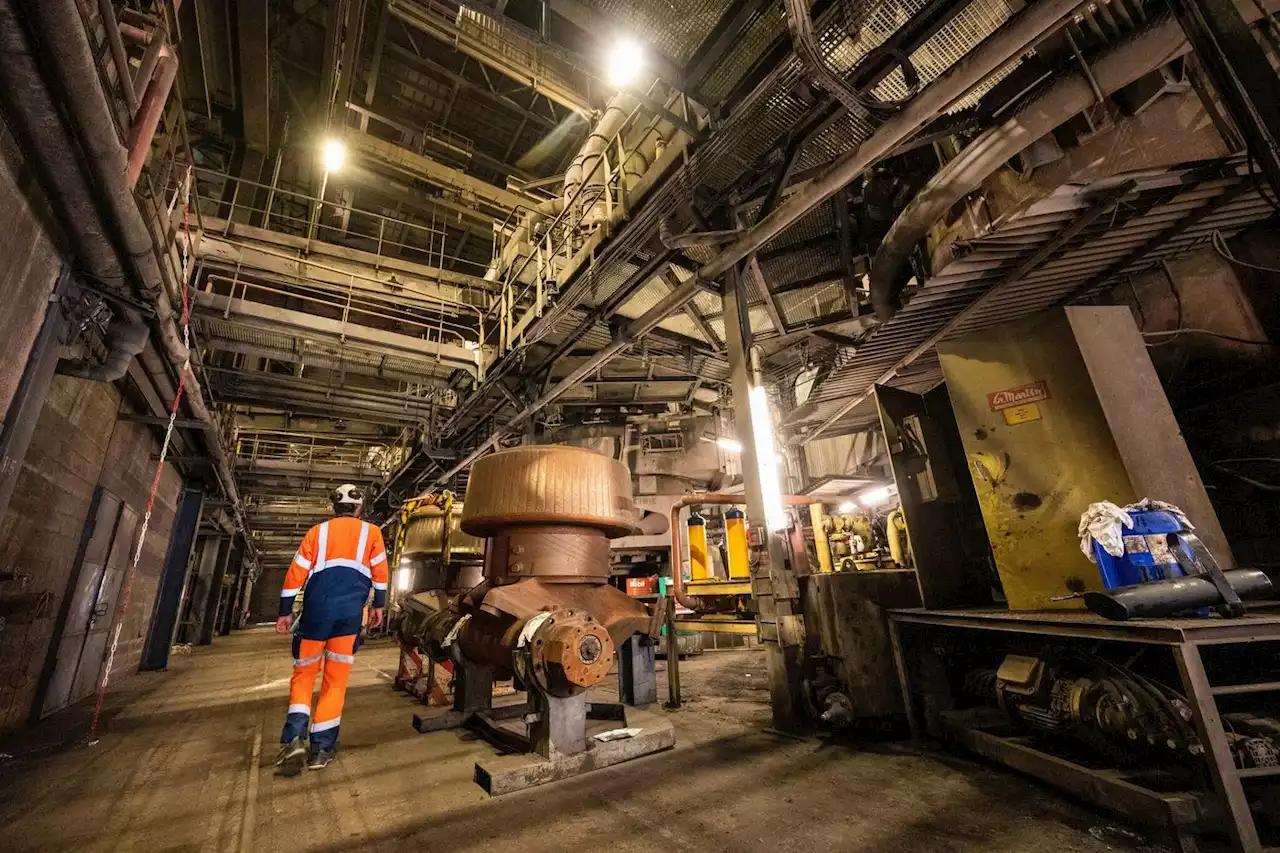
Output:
top-left (869, 0), bottom-right (1278, 320)
top-left (666, 493), bottom-right (825, 612)
top-left (19, 0), bottom-right (252, 550)
top-left (96, 0), bottom-right (137, 114)
top-left (566, 91), bottom-right (639, 225)
top-left (1082, 568), bottom-right (1273, 620)
top-left (57, 309), bottom-right (150, 382)
top-left (125, 44), bottom-right (177, 187)
top-left (699, 0), bottom-right (1087, 285)
top-left (431, 274), bottom-right (704, 485)
top-left (659, 217), bottom-right (742, 250)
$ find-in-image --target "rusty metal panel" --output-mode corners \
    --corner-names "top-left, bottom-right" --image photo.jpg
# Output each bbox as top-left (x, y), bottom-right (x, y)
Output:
top-left (802, 570), bottom-right (921, 717)
top-left (877, 384), bottom-right (995, 608)
top-left (937, 308), bottom-right (1136, 610)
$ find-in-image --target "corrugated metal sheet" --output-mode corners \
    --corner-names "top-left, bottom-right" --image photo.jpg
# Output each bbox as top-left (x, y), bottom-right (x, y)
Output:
top-left (786, 160), bottom-right (1270, 436)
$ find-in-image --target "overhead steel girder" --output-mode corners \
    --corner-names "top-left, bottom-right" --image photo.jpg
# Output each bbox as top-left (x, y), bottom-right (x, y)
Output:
top-left (237, 0), bottom-right (270, 150)
top-left (384, 0), bottom-right (596, 116)
top-left (342, 129), bottom-right (535, 215)
top-left (197, 335), bottom-right (456, 388)
top-left (198, 217), bottom-right (494, 298)
top-left (216, 386), bottom-right (442, 427)
top-left (195, 291), bottom-right (481, 377)
top-left (235, 458), bottom-right (383, 479)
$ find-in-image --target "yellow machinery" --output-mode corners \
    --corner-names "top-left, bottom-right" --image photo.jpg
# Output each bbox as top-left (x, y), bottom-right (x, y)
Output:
top-left (937, 306), bottom-right (1229, 609)
top-left (724, 508), bottom-right (749, 580)
top-left (688, 513), bottom-right (711, 581)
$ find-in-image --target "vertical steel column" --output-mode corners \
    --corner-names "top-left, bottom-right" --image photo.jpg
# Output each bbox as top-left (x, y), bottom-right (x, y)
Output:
top-left (0, 276), bottom-right (67, 523)
top-left (141, 485), bottom-right (204, 670)
top-left (198, 535), bottom-right (234, 645)
top-left (1168, 0), bottom-right (1280, 201)
top-left (218, 536), bottom-right (246, 636)
top-left (723, 262), bottom-right (808, 733)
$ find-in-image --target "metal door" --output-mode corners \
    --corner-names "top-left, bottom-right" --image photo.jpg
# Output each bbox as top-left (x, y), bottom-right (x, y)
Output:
top-left (40, 490), bottom-right (137, 716)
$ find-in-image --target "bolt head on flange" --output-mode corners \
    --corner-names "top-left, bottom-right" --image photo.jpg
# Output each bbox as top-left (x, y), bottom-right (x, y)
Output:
top-left (530, 610), bottom-right (614, 697)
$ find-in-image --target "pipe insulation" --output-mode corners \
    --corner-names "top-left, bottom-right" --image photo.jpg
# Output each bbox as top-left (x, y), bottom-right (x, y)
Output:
top-left (699, 0), bottom-right (1089, 283)
top-left (11, 0), bottom-right (251, 545)
top-left (869, 0), bottom-right (1280, 320)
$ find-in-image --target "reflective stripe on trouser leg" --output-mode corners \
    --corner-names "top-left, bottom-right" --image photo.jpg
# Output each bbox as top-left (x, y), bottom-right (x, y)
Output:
top-left (281, 637), bottom-right (324, 743)
top-left (311, 634), bottom-right (357, 751)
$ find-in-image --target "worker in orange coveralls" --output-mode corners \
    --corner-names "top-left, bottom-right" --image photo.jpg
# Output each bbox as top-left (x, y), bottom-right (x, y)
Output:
top-left (273, 484), bottom-right (387, 775)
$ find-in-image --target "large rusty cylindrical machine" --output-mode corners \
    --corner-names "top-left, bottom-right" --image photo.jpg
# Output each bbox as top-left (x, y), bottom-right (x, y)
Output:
top-left (407, 447), bottom-right (673, 783)
top-left (450, 445), bottom-right (652, 697)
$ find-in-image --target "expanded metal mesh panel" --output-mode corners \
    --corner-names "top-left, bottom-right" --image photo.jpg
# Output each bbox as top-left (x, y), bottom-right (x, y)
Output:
top-left (698, 4), bottom-right (791, 103)
top-left (579, 0), bottom-right (733, 64)
top-left (778, 281), bottom-right (847, 324)
top-left (797, 0), bottom-right (1019, 173)
top-left (760, 241), bottom-right (842, 290)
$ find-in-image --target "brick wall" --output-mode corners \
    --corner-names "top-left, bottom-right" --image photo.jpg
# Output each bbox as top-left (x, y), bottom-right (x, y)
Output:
top-left (0, 377), bottom-right (180, 732)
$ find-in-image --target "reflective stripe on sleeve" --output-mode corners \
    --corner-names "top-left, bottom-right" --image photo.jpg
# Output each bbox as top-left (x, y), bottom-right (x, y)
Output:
top-left (372, 581), bottom-right (388, 591)
top-left (280, 587), bottom-right (301, 597)
top-left (369, 552), bottom-right (386, 566)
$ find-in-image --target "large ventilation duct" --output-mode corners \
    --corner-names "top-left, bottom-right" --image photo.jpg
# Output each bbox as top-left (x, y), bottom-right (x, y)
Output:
top-left (869, 0), bottom-right (1279, 320)
top-left (698, 0), bottom-right (1088, 285)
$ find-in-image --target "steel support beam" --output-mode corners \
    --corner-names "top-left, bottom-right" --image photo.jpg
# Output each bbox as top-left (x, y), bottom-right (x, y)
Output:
top-left (1169, 0), bottom-right (1280, 201)
top-left (0, 282), bottom-right (66, 523)
top-left (142, 485), bottom-right (205, 670)
top-left (723, 263), bottom-right (807, 734)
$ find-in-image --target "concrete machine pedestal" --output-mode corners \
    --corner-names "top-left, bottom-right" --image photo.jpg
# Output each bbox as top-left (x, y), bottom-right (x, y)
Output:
top-left (403, 446), bottom-right (675, 794)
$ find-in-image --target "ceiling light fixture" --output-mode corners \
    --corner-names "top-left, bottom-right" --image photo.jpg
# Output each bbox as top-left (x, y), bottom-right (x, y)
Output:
top-left (607, 38), bottom-right (645, 87)
top-left (321, 138), bottom-right (347, 174)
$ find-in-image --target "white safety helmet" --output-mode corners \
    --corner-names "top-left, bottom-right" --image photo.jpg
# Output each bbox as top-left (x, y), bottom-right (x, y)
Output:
top-left (331, 483), bottom-right (365, 516)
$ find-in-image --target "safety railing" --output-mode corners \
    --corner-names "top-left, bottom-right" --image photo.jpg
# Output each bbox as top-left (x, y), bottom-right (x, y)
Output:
top-left (202, 272), bottom-right (481, 350)
top-left (485, 83), bottom-right (668, 355)
top-left (391, 0), bottom-right (598, 114)
top-left (192, 167), bottom-right (490, 278)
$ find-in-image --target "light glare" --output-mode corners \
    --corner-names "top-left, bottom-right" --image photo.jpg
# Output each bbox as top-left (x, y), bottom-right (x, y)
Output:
top-left (716, 437), bottom-right (744, 453)
top-left (607, 38), bottom-right (645, 87)
top-left (859, 486), bottom-right (894, 506)
top-left (749, 385), bottom-right (787, 533)
top-left (322, 139), bottom-right (346, 173)
top-left (837, 501), bottom-right (857, 513)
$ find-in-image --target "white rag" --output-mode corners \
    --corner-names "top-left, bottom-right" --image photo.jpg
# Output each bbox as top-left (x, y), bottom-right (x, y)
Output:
top-left (1077, 498), bottom-right (1194, 562)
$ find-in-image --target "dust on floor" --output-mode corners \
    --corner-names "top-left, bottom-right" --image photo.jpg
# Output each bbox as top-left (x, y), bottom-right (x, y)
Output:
top-left (0, 629), bottom-right (1146, 853)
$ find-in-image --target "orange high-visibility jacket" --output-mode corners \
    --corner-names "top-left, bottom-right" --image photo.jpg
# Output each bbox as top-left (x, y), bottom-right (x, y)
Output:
top-left (278, 517), bottom-right (388, 622)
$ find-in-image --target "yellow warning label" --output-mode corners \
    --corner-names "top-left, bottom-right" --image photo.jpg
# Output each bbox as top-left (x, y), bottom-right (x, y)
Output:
top-left (1003, 402), bottom-right (1043, 425)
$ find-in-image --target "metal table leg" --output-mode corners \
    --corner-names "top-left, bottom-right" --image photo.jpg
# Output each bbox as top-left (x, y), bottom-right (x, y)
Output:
top-left (1173, 642), bottom-right (1261, 853)
top-left (888, 616), bottom-right (921, 741)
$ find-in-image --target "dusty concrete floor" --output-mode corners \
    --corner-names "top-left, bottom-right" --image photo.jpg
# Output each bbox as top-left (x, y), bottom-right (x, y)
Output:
top-left (0, 629), bottom-right (1145, 853)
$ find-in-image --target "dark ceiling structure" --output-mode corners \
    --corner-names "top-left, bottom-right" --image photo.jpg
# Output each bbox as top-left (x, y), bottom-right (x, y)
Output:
top-left (136, 0), bottom-right (1277, 574)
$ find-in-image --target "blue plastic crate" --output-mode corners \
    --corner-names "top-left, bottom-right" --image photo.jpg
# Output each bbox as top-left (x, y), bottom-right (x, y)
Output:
top-left (1091, 510), bottom-right (1195, 589)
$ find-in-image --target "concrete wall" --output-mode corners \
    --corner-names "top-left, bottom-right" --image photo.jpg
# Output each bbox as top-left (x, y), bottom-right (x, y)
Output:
top-left (0, 377), bottom-right (180, 732)
top-left (0, 124), bottom-right (64, 433)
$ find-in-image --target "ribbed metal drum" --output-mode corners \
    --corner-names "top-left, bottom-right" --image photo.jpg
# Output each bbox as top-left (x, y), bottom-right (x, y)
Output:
top-left (462, 445), bottom-right (640, 538)
top-left (445, 509), bottom-right (485, 559)
top-left (401, 506), bottom-right (447, 557)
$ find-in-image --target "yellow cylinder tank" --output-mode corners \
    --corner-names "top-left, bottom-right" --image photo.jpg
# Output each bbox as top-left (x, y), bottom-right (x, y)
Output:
top-left (725, 508), bottom-right (750, 580)
top-left (688, 513), bottom-right (710, 581)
